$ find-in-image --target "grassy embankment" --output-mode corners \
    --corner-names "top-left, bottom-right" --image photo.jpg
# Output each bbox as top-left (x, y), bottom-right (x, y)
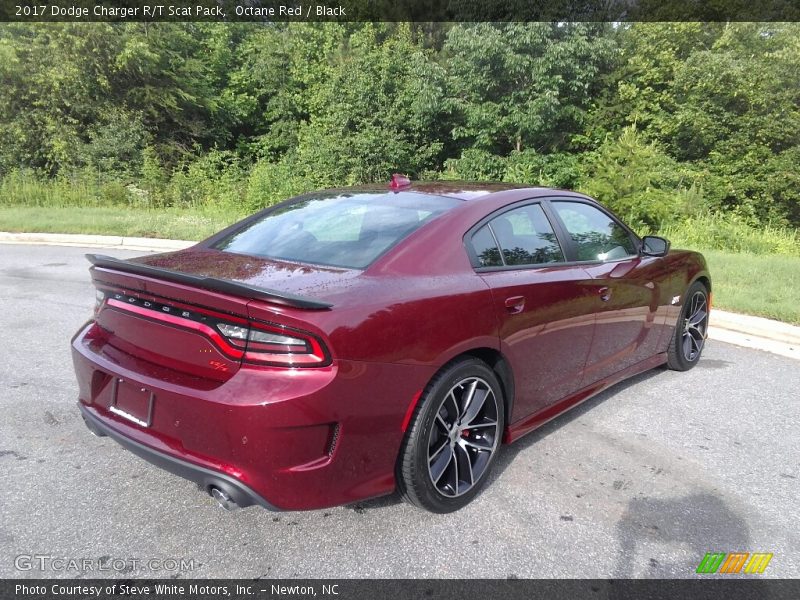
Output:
top-left (0, 205), bottom-right (236, 241)
top-left (693, 251), bottom-right (799, 324)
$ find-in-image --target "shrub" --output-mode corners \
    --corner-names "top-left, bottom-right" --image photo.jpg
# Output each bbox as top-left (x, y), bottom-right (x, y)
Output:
top-left (660, 212), bottom-right (800, 257)
top-left (162, 150), bottom-right (246, 210)
top-left (442, 149), bottom-right (506, 181)
top-left (577, 126), bottom-right (709, 229)
top-left (245, 158), bottom-right (312, 212)
top-left (503, 150), bottom-right (581, 188)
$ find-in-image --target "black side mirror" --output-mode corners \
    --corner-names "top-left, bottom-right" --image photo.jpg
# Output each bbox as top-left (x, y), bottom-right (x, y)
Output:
top-left (640, 235), bottom-right (670, 257)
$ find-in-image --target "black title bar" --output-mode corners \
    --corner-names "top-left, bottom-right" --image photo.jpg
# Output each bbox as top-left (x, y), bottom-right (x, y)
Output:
top-left (2, 0), bottom-right (800, 22)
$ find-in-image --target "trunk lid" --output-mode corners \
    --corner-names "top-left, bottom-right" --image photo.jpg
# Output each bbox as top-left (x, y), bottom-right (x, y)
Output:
top-left (130, 248), bottom-right (361, 302)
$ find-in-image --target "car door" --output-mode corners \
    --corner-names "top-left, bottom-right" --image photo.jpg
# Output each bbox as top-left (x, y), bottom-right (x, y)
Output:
top-left (467, 201), bottom-right (597, 424)
top-left (547, 199), bottom-right (666, 384)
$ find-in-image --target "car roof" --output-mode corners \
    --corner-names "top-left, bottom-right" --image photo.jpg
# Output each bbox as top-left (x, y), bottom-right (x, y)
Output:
top-left (407, 181), bottom-right (526, 200)
top-left (319, 181), bottom-right (584, 202)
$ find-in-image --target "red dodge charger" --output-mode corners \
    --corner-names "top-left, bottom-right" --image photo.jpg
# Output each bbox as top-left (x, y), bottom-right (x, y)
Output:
top-left (72, 179), bottom-right (711, 513)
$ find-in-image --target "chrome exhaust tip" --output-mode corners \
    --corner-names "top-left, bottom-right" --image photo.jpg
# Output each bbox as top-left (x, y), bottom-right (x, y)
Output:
top-left (210, 486), bottom-right (239, 511)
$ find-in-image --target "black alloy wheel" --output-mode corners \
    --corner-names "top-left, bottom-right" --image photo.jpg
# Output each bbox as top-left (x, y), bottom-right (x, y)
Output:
top-left (667, 281), bottom-right (709, 371)
top-left (397, 358), bottom-right (505, 513)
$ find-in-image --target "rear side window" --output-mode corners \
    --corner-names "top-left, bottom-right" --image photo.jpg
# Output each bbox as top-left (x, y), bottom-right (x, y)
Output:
top-left (471, 225), bottom-right (503, 267)
top-left (551, 201), bottom-right (636, 261)
top-left (213, 191), bottom-right (460, 269)
top-left (471, 203), bottom-right (565, 268)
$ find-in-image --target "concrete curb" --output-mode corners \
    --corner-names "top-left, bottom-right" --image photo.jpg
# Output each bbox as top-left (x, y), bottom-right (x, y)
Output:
top-left (0, 231), bottom-right (195, 252)
top-left (1, 231), bottom-right (798, 359)
top-left (707, 309), bottom-right (799, 361)
top-left (707, 326), bottom-right (797, 361)
top-left (710, 309), bottom-right (800, 346)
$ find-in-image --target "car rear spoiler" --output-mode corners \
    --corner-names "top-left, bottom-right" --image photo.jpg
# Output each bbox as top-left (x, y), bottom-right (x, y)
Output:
top-left (86, 254), bottom-right (333, 310)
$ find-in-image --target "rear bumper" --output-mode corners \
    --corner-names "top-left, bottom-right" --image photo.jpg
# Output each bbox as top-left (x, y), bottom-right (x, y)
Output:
top-left (72, 322), bottom-right (435, 511)
top-left (79, 403), bottom-right (277, 510)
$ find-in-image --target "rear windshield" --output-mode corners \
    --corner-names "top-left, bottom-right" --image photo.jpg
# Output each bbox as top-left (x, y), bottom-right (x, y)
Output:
top-left (212, 191), bottom-right (461, 269)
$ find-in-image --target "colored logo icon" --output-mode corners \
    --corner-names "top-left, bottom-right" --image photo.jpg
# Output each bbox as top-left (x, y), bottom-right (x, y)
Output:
top-left (696, 552), bottom-right (773, 574)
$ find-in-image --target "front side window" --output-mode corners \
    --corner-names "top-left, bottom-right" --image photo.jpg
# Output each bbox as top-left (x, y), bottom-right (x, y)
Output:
top-left (213, 191), bottom-right (460, 269)
top-left (470, 203), bottom-right (565, 267)
top-left (551, 201), bottom-right (637, 262)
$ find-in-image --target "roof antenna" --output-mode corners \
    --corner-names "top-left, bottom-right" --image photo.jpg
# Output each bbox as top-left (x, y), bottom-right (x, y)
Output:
top-left (389, 173), bottom-right (411, 191)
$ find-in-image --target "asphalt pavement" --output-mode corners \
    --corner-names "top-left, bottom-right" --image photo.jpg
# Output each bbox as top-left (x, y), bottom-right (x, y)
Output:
top-left (0, 244), bottom-right (797, 579)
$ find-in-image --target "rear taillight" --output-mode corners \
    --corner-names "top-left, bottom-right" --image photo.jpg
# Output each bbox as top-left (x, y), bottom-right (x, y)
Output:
top-left (97, 287), bottom-right (331, 368)
top-left (215, 321), bottom-right (330, 367)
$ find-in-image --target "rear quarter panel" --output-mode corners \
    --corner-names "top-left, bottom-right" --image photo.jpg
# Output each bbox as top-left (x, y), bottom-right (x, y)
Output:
top-left (248, 274), bottom-right (499, 367)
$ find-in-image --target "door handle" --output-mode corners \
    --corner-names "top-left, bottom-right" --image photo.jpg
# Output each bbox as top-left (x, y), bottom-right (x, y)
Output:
top-left (504, 296), bottom-right (526, 314)
top-left (598, 286), bottom-right (612, 302)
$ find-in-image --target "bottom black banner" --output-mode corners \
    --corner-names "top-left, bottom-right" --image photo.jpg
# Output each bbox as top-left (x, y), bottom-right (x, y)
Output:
top-left (2, 579), bottom-right (799, 600)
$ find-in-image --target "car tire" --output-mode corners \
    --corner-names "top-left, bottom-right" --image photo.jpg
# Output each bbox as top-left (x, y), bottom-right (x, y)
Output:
top-left (666, 281), bottom-right (709, 371)
top-left (397, 357), bottom-right (505, 513)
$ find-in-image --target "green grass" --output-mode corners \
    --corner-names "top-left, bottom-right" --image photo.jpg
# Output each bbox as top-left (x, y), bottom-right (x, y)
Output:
top-left (0, 206), bottom-right (241, 241)
top-left (1, 206), bottom-right (798, 324)
top-left (699, 249), bottom-right (800, 325)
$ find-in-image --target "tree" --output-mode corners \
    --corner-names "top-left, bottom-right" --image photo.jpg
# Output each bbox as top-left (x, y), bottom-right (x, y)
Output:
top-left (444, 23), bottom-right (615, 156)
top-left (293, 23), bottom-right (449, 184)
